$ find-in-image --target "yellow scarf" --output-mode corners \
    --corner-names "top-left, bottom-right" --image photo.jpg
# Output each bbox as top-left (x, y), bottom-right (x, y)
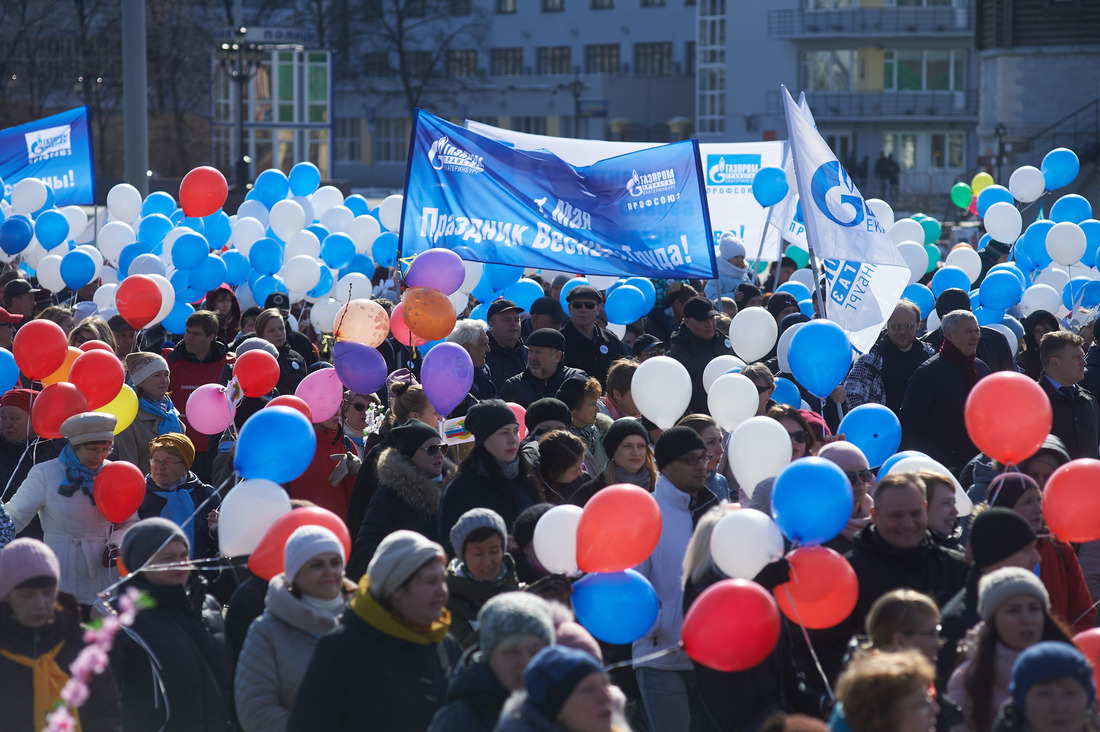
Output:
top-left (0, 641), bottom-right (81, 732)
top-left (350, 575), bottom-right (451, 645)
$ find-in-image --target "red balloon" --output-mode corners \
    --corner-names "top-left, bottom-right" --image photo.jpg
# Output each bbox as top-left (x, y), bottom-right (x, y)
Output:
top-left (179, 166), bottom-right (229, 218)
top-left (1043, 459), bottom-right (1100, 542)
top-left (389, 303), bottom-right (428, 347)
top-left (576, 484), bottom-right (662, 573)
top-left (233, 350), bottom-right (280, 398)
top-left (78, 340), bottom-right (116, 354)
top-left (965, 372), bottom-right (1052, 464)
top-left (1073, 628), bottom-right (1100, 705)
top-left (266, 395), bottom-right (312, 422)
top-left (13, 319), bottom-right (68, 379)
top-left (94, 461), bottom-right (146, 524)
top-left (248, 506), bottom-right (353, 581)
top-left (115, 275), bottom-right (163, 330)
top-left (774, 546), bottom-right (858, 629)
top-left (682, 579), bottom-right (781, 672)
top-left (69, 350), bottom-right (124, 410)
top-left (31, 383), bottom-right (89, 439)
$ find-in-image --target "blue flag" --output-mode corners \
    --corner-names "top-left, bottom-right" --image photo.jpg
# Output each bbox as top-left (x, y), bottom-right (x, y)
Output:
top-left (0, 107), bottom-right (96, 206)
top-left (399, 109), bottom-right (716, 278)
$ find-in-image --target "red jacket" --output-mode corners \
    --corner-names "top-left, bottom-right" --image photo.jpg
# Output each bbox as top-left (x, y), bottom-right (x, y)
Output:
top-left (1038, 537), bottom-right (1096, 633)
top-left (167, 340), bottom-right (230, 452)
top-left (285, 425), bottom-right (356, 520)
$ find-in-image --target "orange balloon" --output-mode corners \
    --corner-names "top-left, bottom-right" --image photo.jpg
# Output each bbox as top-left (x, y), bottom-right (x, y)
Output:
top-left (965, 371), bottom-right (1052, 464)
top-left (576, 484), bottom-right (662, 572)
top-left (41, 347), bottom-right (82, 386)
top-left (1043, 459), bottom-right (1100, 542)
top-left (401, 287), bottom-right (457, 341)
top-left (774, 546), bottom-right (858, 629)
top-left (334, 299), bottom-right (390, 348)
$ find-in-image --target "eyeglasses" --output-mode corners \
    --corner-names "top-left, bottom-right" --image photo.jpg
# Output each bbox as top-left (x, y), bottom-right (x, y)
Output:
top-left (150, 458), bottom-right (183, 468)
top-left (570, 301), bottom-right (598, 310)
top-left (845, 469), bottom-right (875, 484)
top-left (787, 430), bottom-right (808, 444)
top-left (675, 453), bottom-right (708, 467)
top-left (80, 445), bottom-right (113, 455)
top-left (419, 444), bottom-right (449, 456)
top-left (888, 322), bottom-right (917, 331)
top-left (347, 402), bottom-right (371, 412)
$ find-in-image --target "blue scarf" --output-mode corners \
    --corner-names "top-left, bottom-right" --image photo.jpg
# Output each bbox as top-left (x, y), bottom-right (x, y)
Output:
top-left (57, 444), bottom-right (98, 502)
top-left (153, 476), bottom-right (196, 556)
top-left (139, 396), bottom-right (184, 435)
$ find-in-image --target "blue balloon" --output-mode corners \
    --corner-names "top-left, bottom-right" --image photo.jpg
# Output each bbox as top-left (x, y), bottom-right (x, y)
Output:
top-left (307, 265), bottom-right (335, 298)
top-left (976, 185), bottom-right (1013, 217)
top-left (251, 274), bottom-right (287, 306)
top-left (1013, 243), bottom-right (1038, 273)
top-left (142, 191), bottom-right (176, 218)
top-left (1063, 276), bottom-right (1092, 309)
top-left (470, 277), bottom-right (502, 304)
top-left (605, 285), bottom-right (647, 325)
top-left (344, 194), bottom-right (370, 217)
top-left (788, 320), bottom-right (851, 399)
top-left (973, 306), bottom-right (1004, 326)
top-left (234, 406), bottom-right (317, 482)
top-left (625, 277), bottom-right (656, 312)
top-left (1001, 315), bottom-right (1024, 342)
top-left (503, 278), bottom-right (543, 311)
top-left (31, 185), bottom-right (55, 218)
top-left (771, 458), bottom-right (854, 545)
top-left (751, 166), bottom-right (789, 207)
top-left (162, 301), bottom-right (195, 334)
top-left (1042, 148), bottom-right (1080, 190)
top-left (60, 249), bottom-right (96, 290)
top-left (559, 278), bottom-right (589, 311)
top-left (772, 377), bottom-right (801, 408)
top-left (1080, 220), bottom-right (1100, 268)
top-left (172, 232), bottom-right (209, 270)
top-left (222, 249), bottom-right (250, 286)
top-left (253, 168), bottom-right (290, 208)
top-left (249, 237), bottom-right (283, 276)
top-left (137, 213), bottom-right (173, 246)
top-left (1082, 281), bottom-right (1100, 309)
top-left (0, 216), bottom-right (33, 255)
top-left (901, 283), bottom-right (935, 319)
top-left (979, 270), bottom-right (1024, 310)
top-left (420, 339), bottom-right (445, 354)
top-left (203, 211), bottom-right (232, 249)
top-left (170, 268), bottom-right (192, 294)
top-left (484, 262), bottom-right (523, 292)
top-left (34, 209), bottom-right (69, 250)
top-left (372, 231), bottom-right (398, 268)
top-left (1021, 220), bottom-right (1055, 270)
top-left (1050, 194), bottom-right (1092, 225)
top-left (169, 209), bottom-right (185, 225)
top-left (977, 233), bottom-right (991, 251)
top-left (930, 265), bottom-right (970, 298)
top-left (118, 242), bottom-right (153, 277)
top-left (798, 298), bottom-right (815, 317)
top-left (776, 281), bottom-right (811, 302)
top-left (190, 254), bottom-right (227, 293)
top-left (469, 302), bottom-right (490, 322)
top-left (0, 348), bottom-right (17, 392)
top-left (837, 404), bottom-right (902, 468)
top-left (321, 233), bottom-right (356, 269)
top-left (338, 253), bottom-right (375, 279)
top-left (179, 216), bottom-right (204, 235)
top-left (968, 290), bottom-right (981, 311)
top-left (571, 570), bottom-right (659, 645)
top-left (880, 450), bottom-right (928, 476)
top-left (305, 223), bottom-right (330, 242)
top-left (288, 162), bottom-right (321, 197)
top-left (988, 263), bottom-right (1027, 292)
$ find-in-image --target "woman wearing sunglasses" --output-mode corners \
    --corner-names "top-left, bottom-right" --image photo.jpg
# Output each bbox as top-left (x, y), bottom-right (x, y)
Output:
top-left (348, 419), bottom-right (453, 578)
top-left (767, 404), bottom-right (820, 461)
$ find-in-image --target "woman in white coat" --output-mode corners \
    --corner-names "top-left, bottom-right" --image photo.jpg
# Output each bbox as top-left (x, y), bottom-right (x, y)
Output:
top-left (3, 412), bottom-right (136, 616)
top-left (234, 525), bottom-right (354, 732)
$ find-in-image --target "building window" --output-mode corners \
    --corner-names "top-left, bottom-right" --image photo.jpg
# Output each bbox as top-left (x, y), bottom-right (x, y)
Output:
top-left (883, 49), bottom-right (966, 91)
top-left (802, 50), bottom-right (854, 91)
top-left (335, 117), bottom-right (361, 162)
top-left (376, 117), bottom-right (410, 163)
top-left (404, 51), bottom-right (433, 78)
top-left (451, 0), bottom-right (471, 14)
top-left (585, 44), bottom-right (620, 73)
top-left (511, 116), bottom-right (547, 134)
top-left (696, 0), bottom-right (725, 134)
top-left (642, 0), bottom-right (666, 5)
top-left (592, 0), bottom-right (613, 7)
top-left (537, 46), bottom-right (572, 74)
top-left (930, 132), bottom-right (964, 169)
top-left (449, 49), bottom-right (478, 77)
top-left (883, 133), bottom-right (917, 170)
top-left (634, 42), bottom-right (672, 75)
top-left (491, 48), bottom-right (524, 75)
top-left (363, 51), bottom-right (392, 76)
top-left (497, 0), bottom-right (517, 11)
top-left (542, 0), bottom-right (564, 10)
top-left (685, 41), bottom-right (695, 75)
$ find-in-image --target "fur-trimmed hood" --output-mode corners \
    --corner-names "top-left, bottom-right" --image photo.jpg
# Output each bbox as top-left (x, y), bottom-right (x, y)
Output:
top-left (375, 446), bottom-right (453, 516)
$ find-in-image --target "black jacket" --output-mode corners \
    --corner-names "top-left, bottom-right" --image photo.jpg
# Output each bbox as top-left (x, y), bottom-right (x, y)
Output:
top-left (225, 574), bottom-right (269, 663)
top-left (938, 567), bottom-right (981, 687)
top-left (667, 326), bottom-right (736, 415)
top-left (428, 649), bottom-right (510, 732)
top-left (137, 473), bottom-right (221, 560)
top-left (560, 321), bottom-right (622, 387)
top-left (498, 364), bottom-right (587, 409)
top-left (1082, 343), bottom-right (1100, 400)
top-left (273, 342), bottom-right (309, 396)
top-left (1038, 374), bottom-right (1100, 459)
top-left (344, 423), bottom-right (392, 540)
top-left (922, 326), bottom-right (1014, 373)
top-left (484, 333), bottom-right (527, 390)
top-left (899, 353), bottom-right (991, 473)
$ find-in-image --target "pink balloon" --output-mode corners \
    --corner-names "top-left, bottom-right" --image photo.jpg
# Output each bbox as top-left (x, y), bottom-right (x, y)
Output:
top-left (390, 303), bottom-right (428, 347)
top-left (294, 368), bottom-right (344, 423)
top-left (508, 402), bottom-right (527, 440)
top-left (185, 384), bottom-right (236, 435)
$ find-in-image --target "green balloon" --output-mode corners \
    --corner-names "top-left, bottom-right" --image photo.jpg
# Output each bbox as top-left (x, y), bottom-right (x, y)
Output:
top-left (753, 259), bottom-right (769, 274)
top-left (920, 217), bottom-right (942, 246)
top-left (912, 212), bottom-right (930, 223)
top-left (924, 244), bottom-right (942, 273)
top-left (787, 245), bottom-right (810, 269)
top-left (950, 182), bottom-right (972, 209)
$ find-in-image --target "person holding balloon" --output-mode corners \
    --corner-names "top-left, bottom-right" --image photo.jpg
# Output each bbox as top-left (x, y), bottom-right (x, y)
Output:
top-left (341, 391), bottom-right (379, 460)
top-left (767, 405), bottom-right (820, 462)
top-left (253, 307), bottom-right (309, 396)
top-left (599, 359), bottom-right (640, 420)
top-left (136, 434), bottom-right (220, 562)
top-left (0, 388), bottom-right (65, 541)
top-left (573, 418), bottom-right (656, 506)
top-left (114, 352), bottom-right (184, 476)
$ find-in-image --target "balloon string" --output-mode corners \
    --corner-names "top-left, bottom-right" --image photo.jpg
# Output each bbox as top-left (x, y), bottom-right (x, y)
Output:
top-left (782, 580), bottom-right (835, 701)
top-left (603, 646), bottom-right (679, 672)
top-left (0, 437), bottom-right (35, 502)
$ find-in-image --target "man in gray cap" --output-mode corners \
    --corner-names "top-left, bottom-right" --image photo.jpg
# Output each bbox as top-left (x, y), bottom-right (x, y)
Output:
top-left (668, 296), bottom-right (736, 414)
top-left (499, 329), bottom-right (588, 409)
top-left (560, 285), bottom-right (622, 387)
top-left (485, 299), bottom-right (528, 388)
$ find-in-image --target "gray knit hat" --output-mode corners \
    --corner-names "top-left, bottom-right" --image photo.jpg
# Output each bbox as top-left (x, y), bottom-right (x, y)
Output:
top-left (450, 507), bottom-right (507, 559)
top-left (121, 517), bottom-right (190, 572)
top-left (978, 566), bottom-right (1050, 622)
top-left (367, 530), bottom-right (445, 601)
top-left (478, 592), bottom-right (555, 657)
top-left (235, 336), bottom-right (280, 359)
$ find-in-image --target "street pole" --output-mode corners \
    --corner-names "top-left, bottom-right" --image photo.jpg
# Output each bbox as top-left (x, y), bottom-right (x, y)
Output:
top-left (121, 0), bottom-right (148, 196)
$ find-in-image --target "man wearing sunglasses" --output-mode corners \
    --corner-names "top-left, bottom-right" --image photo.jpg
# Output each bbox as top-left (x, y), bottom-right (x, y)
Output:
top-left (668, 297), bottom-right (737, 414)
top-left (561, 285), bottom-right (621, 388)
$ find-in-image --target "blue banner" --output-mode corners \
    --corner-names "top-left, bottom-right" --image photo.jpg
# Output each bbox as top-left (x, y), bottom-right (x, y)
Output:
top-left (0, 107), bottom-right (96, 206)
top-left (400, 109), bottom-right (716, 278)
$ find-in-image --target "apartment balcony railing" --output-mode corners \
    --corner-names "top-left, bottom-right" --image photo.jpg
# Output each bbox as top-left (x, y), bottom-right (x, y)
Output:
top-left (765, 89), bottom-right (979, 121)
top-left (768, 5), bottom-right (972, 38)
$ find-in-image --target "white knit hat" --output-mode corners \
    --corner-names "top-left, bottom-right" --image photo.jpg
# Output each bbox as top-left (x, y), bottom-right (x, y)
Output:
top-left (718, 232), bottom-right (746, 261)
top-left (284, 525), bottom-right (345, 586)
top-left (125, 351), bottom-right (169, 387)
top-left (978, 566), bottom-right (1050, 622)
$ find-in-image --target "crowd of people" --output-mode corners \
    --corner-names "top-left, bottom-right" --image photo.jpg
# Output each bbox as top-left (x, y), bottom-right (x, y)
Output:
top-left (1, 228), bottom-right (1100, 732)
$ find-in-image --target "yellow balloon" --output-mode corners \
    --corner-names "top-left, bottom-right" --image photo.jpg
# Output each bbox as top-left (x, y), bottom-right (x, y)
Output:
top-left (41, 347), bottom-right (81, 386)
top-left (100, 385), bottom-right (138, 434)
top-left (971, 171), bottom-right (995, 196)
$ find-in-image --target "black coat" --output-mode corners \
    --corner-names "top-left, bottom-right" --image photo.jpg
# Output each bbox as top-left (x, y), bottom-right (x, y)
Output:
top-left (109, 577), bottom-right (233, 732)
top-left (287, 605), bottom-right (462, 732)
top-left (1038, 375), bottom-right (1100, 459)
top-left (899, 353), bottom-right (991, 473)
top-left (667, 326), bottom-right (736, 415)
top-left (225, 574), bottom-right (269, 663)
top-left (560, 321), bottom-right (622, 387)
top-left (344, 424), bottom-right (392, 539)
top-left (938, 568), bottom-right (981, 687)
top-left (137, 473), bottom-right (221, 560)
top-left (498, 364), bottom-right (588, 409)
top-left (428, 650), bottom-right (509, 732)
top-left (484, 333), bottom-right (527, 391)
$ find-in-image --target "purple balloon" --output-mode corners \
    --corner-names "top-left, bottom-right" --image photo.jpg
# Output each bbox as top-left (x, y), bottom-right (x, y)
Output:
top-left (404, 248), bottom-right (466, 296)
top-left (332, 341), bottom-right (387, 395)
top-left (421, 342), bottom-right (474, 417)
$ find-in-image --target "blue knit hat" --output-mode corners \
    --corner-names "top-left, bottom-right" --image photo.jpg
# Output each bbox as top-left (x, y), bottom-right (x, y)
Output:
top-left (524, 645), bottom-right (604, 720)
top-left (1010, 641), bottom-right (1095, 711)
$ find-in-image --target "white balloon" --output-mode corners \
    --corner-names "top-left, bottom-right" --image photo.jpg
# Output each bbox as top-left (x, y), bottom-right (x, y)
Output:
top-left (97, 221), bottom-right (136, 265)
top-left (147, 274), bottom-right (175, 327)
top-left (588, 275), bottom-right (620, 290)
top-left (897, 241), bottom-right (929, 285)
top-left (533, 504), bottom-right (583, 575)
top-left (75, 245), bottom-right (104, 282)
top-left (707, 373), bottom-right (759, 432)
top-left (309, 298), bottom-right (341, 333)
top-left (865, 198), bottom-right (895, 230)
top-left (890, 218), bottom-right (925, 246)
top-left (1046, 222), bottom-right (1087, 266)
top-left (1020, 283), bottom-right (1062, 316)
top-left (93, 283), bottom-right (118, 310)
top-left (107, 183), bottom-right (143, 222)
top-left (311, 186), bottom-right (345, 219)
top-left (232, 217), bottom-right (266, 257)
top-left (237, 199), bottom-right (270, 229)
top-left (378, 194), bottom-right (404, 232)
top-left (1033, 267), bottom-right (1070, 293)
top-left (128, 253), bottom-right (166, 277)
top-left (448, 290), bottom-right (470, 316)
top-left (926, 309), bottom-right (941, 331)
top-left (987, 322), bottom-right (1018, 356)
top-left (100, 265), bottom-right (119, 286)
top-left (286, 230), bottom-right (321, 260)
top-left (282, 255), bottom-right (322, 292)
top-left (945, 246), bottom-right (982, 285)
top-left (10, 178), bottom-right (47, 214)
top-left (460, 259), bottom-right (483, 293)
top-left (886, 455), bottom-right (973, 516)
top-left (727, 417), bottom-right (792, 498)
top-left (218, 479), bottom-right (292, 557)
top-left (334, 272), bottom-right (374, 302)
top-left (292, 196), bottom-right (315, 225)
top-left (606, 322), bottom-right (626, 339)
top-left (789, 268), bottom-right (817, 291)
top-left (984, 202), bottom-right (1023, 243)
top-left (36, 254), bottom-right (65, 292)
top-left (61, 205), bottom-right (89, 241)
top-left (269, 199), bottom-right (306, 242)
top-left (350, 214), bottom-right (382, 253)
top-left (729, 307), bottom-right (778, 362)
top-left (710, 508), bottom-right (785, 579)
top-left (320, 204), bottom-right (355, 234)
top-left (631, 356), bottom-right (692, 429)
top-left (776, 321), bottom-right (807, 373)
top-left (20, 240), bottom-right (47, 269)
top-left (702, 354), bottom-right (748, 393)
top-left (1009, 165), bottom-right (1046, 204)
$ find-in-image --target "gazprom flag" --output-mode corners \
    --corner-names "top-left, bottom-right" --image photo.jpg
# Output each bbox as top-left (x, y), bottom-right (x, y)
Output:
top-left (401, 109), bottom-right (716, 278)
top-left (781, 87), bottom-right (908, 353)
top-left (0, 107), bottom-right (95, 206)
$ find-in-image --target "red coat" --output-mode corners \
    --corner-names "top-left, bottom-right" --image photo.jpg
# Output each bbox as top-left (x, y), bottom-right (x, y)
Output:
top-left (167, 341), bottom-right (230, 452)
top-left (1038, 537), bottom-right (1096, 633)
top-left (285, 425), bottom-right (356, 520)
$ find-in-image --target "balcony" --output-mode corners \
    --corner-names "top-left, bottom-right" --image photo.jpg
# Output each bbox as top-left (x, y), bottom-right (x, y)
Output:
top-left (764, 89), bottom-right (979, 122)
top-left (767, 6), bottom-right (972, 38)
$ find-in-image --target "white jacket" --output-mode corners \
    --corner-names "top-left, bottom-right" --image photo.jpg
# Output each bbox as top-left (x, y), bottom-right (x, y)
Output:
top-left (4, 458), bottom-right (136, 604)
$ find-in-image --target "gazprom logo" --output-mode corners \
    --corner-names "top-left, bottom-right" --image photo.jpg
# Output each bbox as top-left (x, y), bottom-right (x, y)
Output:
top-left (707, 154), bottom-right (760, 186)
top-left (427, 136), bottom-right (484, 174)
top-left (25, 124), bottom-right (72, 162)
top-left (810, 161), bottom-right (863, 228)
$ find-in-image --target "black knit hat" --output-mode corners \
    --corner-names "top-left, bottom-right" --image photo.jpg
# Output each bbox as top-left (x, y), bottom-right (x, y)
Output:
top-left (465, 399), bottom-right (518, 444)
top-left (513, 503), bottom-right (554, 550)
top-left (527, 328), bottom-right (567, 351)
top-left (555, 376), bottom-right (588, 411)
top-left (935, 288), bottom-right (972, 318)
top-left (389, 419), bottom-right (441, 460)
top-left (970, 507), bottom-right (1037, 570)
top-left (525, 398), bottom-right (572, 432)
top-left (654, 425), bottom-right (707, 471)
top-left (988, 472), bottom-right (1042, 511)
top-left (603, 418), bottom-right (649, 458)
top-left (766, 292), bottom-right (799, 318)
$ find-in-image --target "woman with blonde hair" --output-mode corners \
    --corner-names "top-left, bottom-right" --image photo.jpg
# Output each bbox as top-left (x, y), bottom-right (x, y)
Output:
top-left (67, 315), bottom-right (115, 350)
top-left (835, 651), bottom-right (939, 732)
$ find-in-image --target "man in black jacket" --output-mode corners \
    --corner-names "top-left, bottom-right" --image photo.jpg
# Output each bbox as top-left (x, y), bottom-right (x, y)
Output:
top-left (560, 285), bottom-right (622, 387)
top-left (485, 299), bottom-right (528, 388)
top-left (668, 297), bottom-right (736, 414)
top-left (499, 329), bottom-right (587, 408)
top-left (1037, 330), bottom-right (1100, 459)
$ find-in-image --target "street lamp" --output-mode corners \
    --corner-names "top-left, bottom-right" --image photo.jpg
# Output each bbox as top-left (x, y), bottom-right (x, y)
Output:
top-left (995, 122), bottom-right (1007, 184)
top-left (568, 71), bottom-right (586, 139)
top-left (216, 27), bottom-right (265, 191)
